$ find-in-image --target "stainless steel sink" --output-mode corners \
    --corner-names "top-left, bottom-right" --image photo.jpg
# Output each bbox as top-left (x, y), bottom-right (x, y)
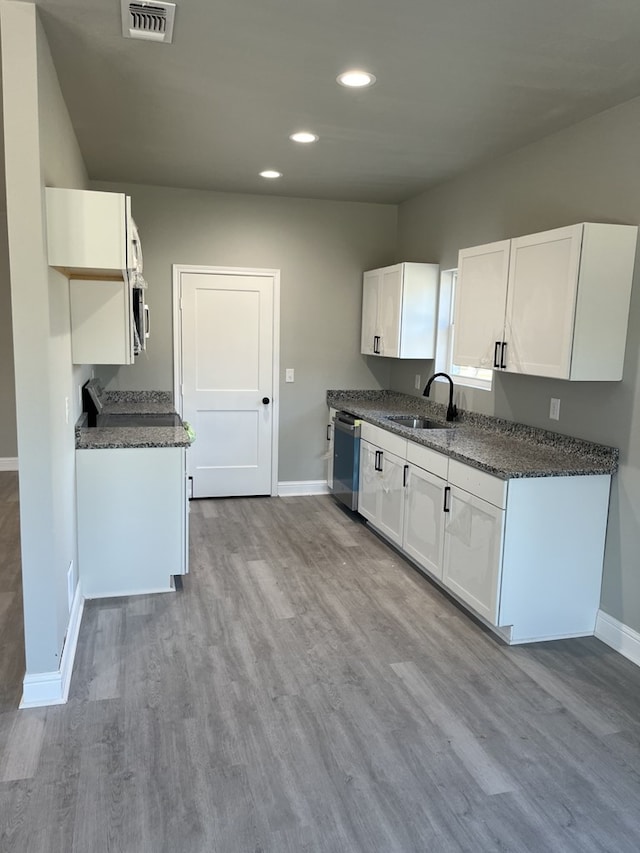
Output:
top-left (386, 415), bottom-right (452, 429)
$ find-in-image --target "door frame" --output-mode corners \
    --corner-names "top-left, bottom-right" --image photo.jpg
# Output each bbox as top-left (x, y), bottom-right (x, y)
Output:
top-left (172, 264), bottom-right (281, 497)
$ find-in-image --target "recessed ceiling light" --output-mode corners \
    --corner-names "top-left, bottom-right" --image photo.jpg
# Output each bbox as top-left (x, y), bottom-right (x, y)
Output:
top-left (260, 170), bottom-right (282, 179)
top-left (337, 70), bottom-right (376, 88)
top-left (289, 131), bottom-right (318, 144)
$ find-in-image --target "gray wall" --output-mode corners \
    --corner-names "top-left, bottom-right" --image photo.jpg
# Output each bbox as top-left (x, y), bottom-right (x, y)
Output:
top-left (1, 1), bottom-right (89, 675)
top-left (92, 182), bottom-right (397, 481)
top-left (0, 42), bottom-right (17, 460)
top-left (395, 94), bottom-right (640, 633)
top-left (0, 212), bottom-right (17, 458)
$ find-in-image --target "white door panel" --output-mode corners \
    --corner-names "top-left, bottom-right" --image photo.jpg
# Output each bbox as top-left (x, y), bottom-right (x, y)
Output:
top-left (379, 267), bottom-right (402, 356)
top-left (505, 226), bottom-right (581, 378)
top-left (361, 273), bottom-right (380, 355)
top-left (376, 450), bottom-right (405, 546)
top-left (453, 241), bottom-right (510, 369)
top-left (358, 441), bottom-right (379, 524)
top-left (403, 465), bottom-right (446, 579)
top-left (181, 270), bottom-right (275, 497)
top-left (443, 486), bottom-right (505, 625)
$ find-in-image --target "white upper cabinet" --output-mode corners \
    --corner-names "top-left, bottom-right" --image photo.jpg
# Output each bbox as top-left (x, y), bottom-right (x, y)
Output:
top-left (505, 225), bottom-right (581, 378)
top-left (45, 187), bottom-right (135, 277)
top-left (453, 223), bottom-right (638, 381)
top-left (69, 278), bottom-right (134, 365)
top-left (506, 224), bottom-right (637, 380)
top-left (361, 270), bottom-right (383, 355)
top-left (361, 262), bottom-right (439, 359)
top-left (453, 240), bottom-right (510, 370)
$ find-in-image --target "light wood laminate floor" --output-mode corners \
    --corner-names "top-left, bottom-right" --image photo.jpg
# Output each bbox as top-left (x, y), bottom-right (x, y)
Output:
top-left (2, 490), bottom-right (640, 851)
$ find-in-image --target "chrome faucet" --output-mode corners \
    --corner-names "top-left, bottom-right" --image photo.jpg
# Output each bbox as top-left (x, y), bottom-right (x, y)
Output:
top-left (423, 372), bottom-right (458, 421)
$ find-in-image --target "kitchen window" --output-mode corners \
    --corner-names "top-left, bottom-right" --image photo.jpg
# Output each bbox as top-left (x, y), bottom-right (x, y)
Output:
top-left (436, 269), bottom-right (493, 391)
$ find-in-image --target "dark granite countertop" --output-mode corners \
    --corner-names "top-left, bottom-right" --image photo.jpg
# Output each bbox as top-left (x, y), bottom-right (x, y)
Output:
top-left (76, 390), bottom-right (191, 450)
top-left (327, 390), bottom-right (618, 480)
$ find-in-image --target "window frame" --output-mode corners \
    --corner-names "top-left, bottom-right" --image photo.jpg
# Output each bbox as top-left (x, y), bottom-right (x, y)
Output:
top-left (435, 268), bottom-right (493, 392)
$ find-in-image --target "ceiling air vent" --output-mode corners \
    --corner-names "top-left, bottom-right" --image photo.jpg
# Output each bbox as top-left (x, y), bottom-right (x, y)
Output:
top-left (122, 0), bottom-right (176, 43)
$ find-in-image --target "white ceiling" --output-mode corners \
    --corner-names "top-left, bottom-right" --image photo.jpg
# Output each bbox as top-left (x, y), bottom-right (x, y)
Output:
top-left (33, 0), bottom-right (640, 203)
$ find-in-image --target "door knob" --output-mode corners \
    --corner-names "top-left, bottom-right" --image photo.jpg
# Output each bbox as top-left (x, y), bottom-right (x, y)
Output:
top-left (262, 397), bottom-right (270, 404)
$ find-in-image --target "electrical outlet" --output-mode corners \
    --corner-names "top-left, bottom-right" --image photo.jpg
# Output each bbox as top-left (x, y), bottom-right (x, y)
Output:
top-left (65, 396), bottom-right (70, 425)
top-left (414, 374), bottom-right (421, 390)
top-left (285, 368), bottom-right (295, 383)
top-left (549, 397), bottom-right (561, 420)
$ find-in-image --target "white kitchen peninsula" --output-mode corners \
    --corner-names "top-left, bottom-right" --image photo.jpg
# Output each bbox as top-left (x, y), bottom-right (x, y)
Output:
top-left (76, 390), bottom-right (191, 598)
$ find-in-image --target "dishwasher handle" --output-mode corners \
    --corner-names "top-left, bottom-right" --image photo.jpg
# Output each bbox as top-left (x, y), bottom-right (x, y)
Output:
top-left (335, 413), bottom-right (361, 435)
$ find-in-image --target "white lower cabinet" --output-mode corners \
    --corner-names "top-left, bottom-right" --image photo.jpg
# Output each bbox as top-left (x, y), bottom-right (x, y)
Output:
top-left (358, 440), bottom-right (379, 523)
top-left (76, 447), bottom-right (188, 598)
top-left (358, 424), bottom-right (612, 644)
top-left (358, 439), bottom-right (406, 546)
top-left (442, 486), bottom-right (505, 624)
top-left (403, 464), bottom-right (447, 580)
top-left (358, 423), bottom-right (408, 547)
top-left (376, 450), bottom-right (406, 545)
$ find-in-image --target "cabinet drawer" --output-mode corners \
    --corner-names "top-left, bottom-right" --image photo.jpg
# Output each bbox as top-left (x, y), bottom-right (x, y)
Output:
top-left (448, 459), bottom-right (507, 508)
top-left (406, 441), bottom-right (448, 480)
top-left (361, 421), bottom-right (407, 457)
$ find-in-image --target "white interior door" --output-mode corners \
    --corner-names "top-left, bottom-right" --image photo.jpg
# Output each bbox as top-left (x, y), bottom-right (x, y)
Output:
top-left (179, 268), bottom-right (277, 498)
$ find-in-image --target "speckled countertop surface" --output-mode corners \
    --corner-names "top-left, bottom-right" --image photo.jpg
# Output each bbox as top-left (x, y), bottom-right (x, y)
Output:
top-left (327, 390), bottom-right (618, 479)
top-left (76, 391), bottom-right (191, 450)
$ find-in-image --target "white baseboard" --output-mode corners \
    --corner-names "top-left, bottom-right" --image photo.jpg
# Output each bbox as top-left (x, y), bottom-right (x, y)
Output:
top-left (278, 480), bottom-right (329, 497)
top-left (0, 457), bottom-right (18, 472)
top-left (20, 586), bottom-right (85, 709)
top-left (595, 610), bottom-right (640, 669)
top-left (82, 584), bottom-right (174, 599)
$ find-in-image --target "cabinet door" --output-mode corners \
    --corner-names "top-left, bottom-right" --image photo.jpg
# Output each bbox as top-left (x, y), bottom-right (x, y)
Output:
top-left (358, 440), bottom-right (380, 524)
top-left (76, 448), bottom-right (183, 597)
top-left (504, 225), bottom-right (582, 378)
top-left (442, 485), bottom-right (505, 624)
top-left (378, 266), bottom-right (403, 357)
top-left (403, 464), bottom-right (446, 579)
top-left (182, 457), bottom-right (190, 575)
top-left (375, 449), bottom-right (406, 546)
top-left (46, 187), bottom-right (128, 275)
top-left (361, 271), bottom-right (380, 355)
top-left (453, 241), bottom-right (510, 369)
top-left (69, 278), bottom-right (134, 365)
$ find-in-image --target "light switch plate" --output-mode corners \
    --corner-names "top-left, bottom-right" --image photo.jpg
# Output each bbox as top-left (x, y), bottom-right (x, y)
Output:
top-left (285, 368), bottom-right (295, 383)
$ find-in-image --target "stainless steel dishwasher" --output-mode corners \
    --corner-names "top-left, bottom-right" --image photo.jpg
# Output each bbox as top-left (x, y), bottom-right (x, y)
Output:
top-left (331, 411), bottom-right (361, 511)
